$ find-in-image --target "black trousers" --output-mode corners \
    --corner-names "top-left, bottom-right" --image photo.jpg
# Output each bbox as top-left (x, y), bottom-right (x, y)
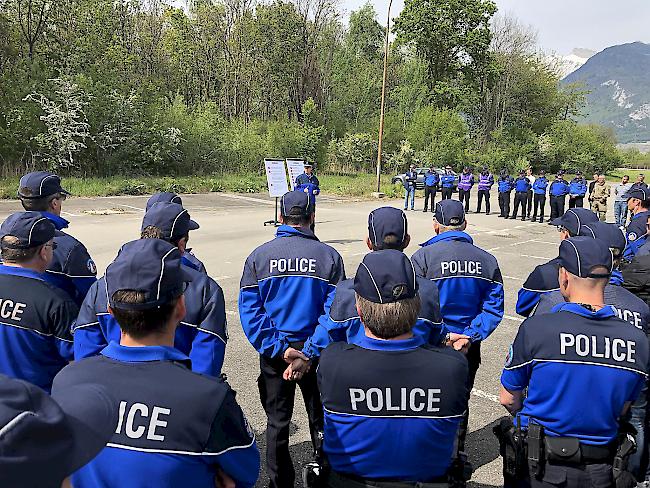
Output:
top-left (477, 189), bottom-right (490, 213)
top-left (458, 342), bottom-right (481, 452)
top-left (569, 196), bottom-right (584, 208)
top-left (509, 462), bottom-right (614, 488)
top-left (424, 185), bottom-right (437, 211)
top-left (512, 192), bottom-right (528, 219)
top-left (259, 354), bottom-right (323, 488)
top-left (499, 191), bottom-right (511, 217)
top-left (458, 189), bottom-right (471, 211)
top-left (441, 187), bottom-right (453, 200)
top-left (526, 190), bottom-right (533, 217)
top-left (532, 194), bottom-right (546, 221)
top-left (549, 195), bottom-right (566, 220)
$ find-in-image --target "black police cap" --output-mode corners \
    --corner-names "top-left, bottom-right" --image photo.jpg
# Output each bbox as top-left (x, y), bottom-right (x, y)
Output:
top-left (354, 250), bottom-right (417, 304)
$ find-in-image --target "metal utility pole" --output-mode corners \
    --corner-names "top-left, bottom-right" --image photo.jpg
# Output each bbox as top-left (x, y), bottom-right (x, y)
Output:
top-left (374, 0), bottom-right (393, 196)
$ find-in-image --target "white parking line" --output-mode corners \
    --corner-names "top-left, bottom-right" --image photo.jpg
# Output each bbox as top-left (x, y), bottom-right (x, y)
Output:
top-left (504, 314), bottom-right (524, 323)
top-left (471, 388), bottom-right (500, 404)
top-left (487, 238), bottom-right (538, 252)
top-left (61, 211), bottom-right (81, 217)
top-left (114, 203), bottom-right (145, 211)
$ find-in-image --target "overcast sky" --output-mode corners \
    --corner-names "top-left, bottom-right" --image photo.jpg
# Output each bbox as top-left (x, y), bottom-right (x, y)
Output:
top-left (340, 0), bottom-right (650, 54)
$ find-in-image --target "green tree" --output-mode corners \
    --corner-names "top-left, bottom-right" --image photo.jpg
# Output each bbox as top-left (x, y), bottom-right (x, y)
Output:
top-left (406, 106), bottom-right (468, 166)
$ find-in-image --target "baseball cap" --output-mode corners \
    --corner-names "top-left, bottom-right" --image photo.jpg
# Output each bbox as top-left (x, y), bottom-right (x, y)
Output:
top-left (625, 187), bottom-right (650, 201)
top-left (559, 237), bottom-right (613, 279)
top-left (141, 202), bottom-right (199, 242)
top-left (304, 162), bottom-right (313, 168)
top-left (280, 190), bottom-right (312, 217)
top-left (18, 171), bottom-right (70, 199)
top-left (354, 250), bottom-right (417, 304)
top-left (368, 207), bottom-right (407, 248)
top-left (434, 199), bottom-right (466, 227)
top-left (539, 170), bottom-right (546, 176)
top-left (549, 208), bottom-right (598, 236)
top-left (146, 192), bottom-right (183, 211)
top-left (106, 239), bottom-right (193, 311)
top-left (0, 212), bottom-right (55, 248)
top-left (579, 222), bottom-right (627, 254)
top-left (0, 374), bottom-right (116, 487)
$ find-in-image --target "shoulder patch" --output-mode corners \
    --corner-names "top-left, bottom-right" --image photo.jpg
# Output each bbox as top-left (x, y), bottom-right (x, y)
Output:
top-left (504, 344), bottom-right (514, 368)
top-left (87, 259), bottom-right (97, 275)
top-left (629, 232), bottom-right (638, 241)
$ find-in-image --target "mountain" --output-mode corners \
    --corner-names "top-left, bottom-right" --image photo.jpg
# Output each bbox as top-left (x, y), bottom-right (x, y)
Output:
top-left (547, 48), bottom-right (595, 78)
top-left (563, 42), bottom-right (650, 143)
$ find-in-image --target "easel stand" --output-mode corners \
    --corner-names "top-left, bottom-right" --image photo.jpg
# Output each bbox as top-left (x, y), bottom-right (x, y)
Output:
top-left (264, 197), bottom-right (280, 227)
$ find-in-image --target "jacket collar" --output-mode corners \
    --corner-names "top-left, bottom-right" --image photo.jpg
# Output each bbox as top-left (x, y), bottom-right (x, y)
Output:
top-left (101, 341), bottom-right (191, 366)
top-left (609, 269), bottom-right (624, 286)
top-left (41, 211), bottom-right (69, 230)
top-left (0, 264), bottom-right (46, 281)
top-left (420, 230), bottom-right (473, 247)
top-left (550, 302), bottom-right (616, 320)
top-left (357, 334), bottom-right (424, 351)
top-left (275, 224), bottom-right (319, 240)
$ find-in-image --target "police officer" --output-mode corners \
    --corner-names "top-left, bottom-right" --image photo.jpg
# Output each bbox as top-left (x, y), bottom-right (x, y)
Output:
top-left (73, 202), bottom-right (227, 377)
top-left (548, 172), bottom-right (569, 220)
top-left (499, 237), bottom-right (649, 488)
top-left (498, 169), bottom-right (514, 218)
top-left (516, 208), bottom-right (598, 317)
top-left (631, 173), bottom-right (648, 191)
top-left (145, 192), bottom-right (207, 273)
top-left (423, 166), bottom-right (439, 212)
top-left (531, 170), bottom-right (549, 223)
top-left (239, 190), bottom-right (345, 488)
top-left (568, 171), bottom-right (588, 208)
top-left (0, 373), bottom-right (117, 488)
top-left (457, 166), bottom-right (475, 212)
top-left (0, 212), bottom-right (78, 392)
top-left (403, 164), bottom-right (417, 211)
top-left (533, 222), bottom-right (650, 483)
top-left (301, 207), bottom-right (453, 359)
top-left (476, 167), bottom-right (494, 215)
top-left (54, 239), bottom-right (260, 488)
top-left (511, 170), bottom-right (531, 220)
top-left (441, 165), bottom-right (456, 200)
top-left (17, 171), bottom-right (97, 305)
top-left (412, 199), bottom-right (504, 447)
top-left (296, 163), bottom-right (321, 231)
top-left (526, 169), bottom-right (535, 219)
top-left (318, 250), bottom-right (469, 487)
top-left (624, 187), bottom-right (650, 248)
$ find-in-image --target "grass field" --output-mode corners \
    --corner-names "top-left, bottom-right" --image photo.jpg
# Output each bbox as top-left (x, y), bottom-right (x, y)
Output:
top-left (0, 173), bottom-right (405, 200)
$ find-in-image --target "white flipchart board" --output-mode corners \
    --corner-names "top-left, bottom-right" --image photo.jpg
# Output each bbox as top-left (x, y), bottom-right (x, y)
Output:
top-left (286, 159), bottom-right (306, 190)
top-left (264, 159), bottom-right (289, 198)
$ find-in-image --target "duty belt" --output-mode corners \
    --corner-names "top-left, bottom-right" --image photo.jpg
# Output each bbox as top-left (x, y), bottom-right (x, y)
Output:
top-left (328, 471), bottom-right (449, 488)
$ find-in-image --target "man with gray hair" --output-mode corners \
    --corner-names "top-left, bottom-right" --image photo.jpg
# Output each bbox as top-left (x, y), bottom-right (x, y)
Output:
top-left (412, 199), bottom-right (504, 449)
top-left (317, 250), bottom-right (469, 487)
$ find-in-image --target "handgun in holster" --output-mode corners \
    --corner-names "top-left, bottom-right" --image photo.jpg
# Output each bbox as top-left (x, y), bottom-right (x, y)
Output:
top-left (493, 416), bottom-right (527, 484)
top-left (613, 421), bottom-right (637, 488)
top-left (448, 450), bottom-right (473, 487)
top-left (302, 430), bottom-right (329, 488)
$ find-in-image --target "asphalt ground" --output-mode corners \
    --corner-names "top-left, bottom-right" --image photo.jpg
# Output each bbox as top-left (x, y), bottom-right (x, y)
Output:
top-left (0, 191), bottom-right (602, 487)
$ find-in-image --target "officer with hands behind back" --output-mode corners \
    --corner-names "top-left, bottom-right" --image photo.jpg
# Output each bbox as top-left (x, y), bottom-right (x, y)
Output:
top-left (498, 237), bottom-right (649, 488)
top-left (511, 170), bottom-right (532, 220)
top-left (0, 212), bottom-right (78, 392)
top-left (145, 192), bottom-right (207, 273)
top-left (17, 171), bottom-right (97, 305)
top-left (568, 171), bottom-right (588, 209)
top-left (301, 206), bottom-right (467, 360)
top-left (549, 172), bottom-right (570, 220)
top-left (73, 202), bottom-right (228, 377)
top-left (476, 167), bottom-right (495, 215)
top-left (423, 166), bottom-right (439, 212)
top-left (498, 169), bottom-right (515, 218)
top-left (515, 208), bottom-right (599, 317)
top-left (317, 250), bottom-right (470, 488)
top-left (239, 190), bottom-right (345, 488)
top-left (531, 171), bottom-right (549, 223)
top-left (55, 239), bottom-right (259, 488)
top-left (441, 166), bottom-right (456, 200)
top-left (412, 199), bottom-right (504, 449)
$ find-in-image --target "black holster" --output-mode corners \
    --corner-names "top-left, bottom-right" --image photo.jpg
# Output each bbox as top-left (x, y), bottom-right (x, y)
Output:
top-left (527, 421), bottom-right (545, 479)
top-left (448, 450), bottom-right (472, 488)
top-left (493, 417), bottom-right (526, 485)
top-left (613, 421), bottom-right (637, 488)
top-left (303, 430), bottom-right (330, 488)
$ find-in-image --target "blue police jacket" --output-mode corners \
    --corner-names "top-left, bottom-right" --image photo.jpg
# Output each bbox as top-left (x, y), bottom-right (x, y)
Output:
top-left (302, 275), bottom-right (446, 358)
top-left (498, 176), bottom-right (514, 193)
top-left (40, 212), bottom-right (97, 306)
top-left (532, 177), bottom-right (548, 195)
top-left (0, 265), bottom-right (77, 392)
top-left (424, 171), bottom-right (439, 187)
top-left (569, 177), bottom-right (587, 196)
top-left (516, 258), bottom-right (561, 317)
top-left (514, 177), bottom-right (531, 193)
top-left (532, 271), bottom-right (650, 333)
top-left (440, 173), bottom-right (455, 188)
top-left (182, 249), bottom-right (207, 273)
top-left (501, 303), bottom-right (648, 445)
top-left (549, 179), bottom-right (569, 197)
top-left (53, 343), bottom-right (259, 488)
top-left (411, 231), bottom-right (504, 342)
top-left (626, 210), bottom-right (650, 244)
top-left (296, 173), bottom-right (320, 190)
top-left (73, 267), bottom-right (227, 377)
top-left (239, 225), bottom-right (345, 358)
top-left (624, 236), bottom-right (647, 261)
top-left (318, 335), bottom-right (468, 481)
